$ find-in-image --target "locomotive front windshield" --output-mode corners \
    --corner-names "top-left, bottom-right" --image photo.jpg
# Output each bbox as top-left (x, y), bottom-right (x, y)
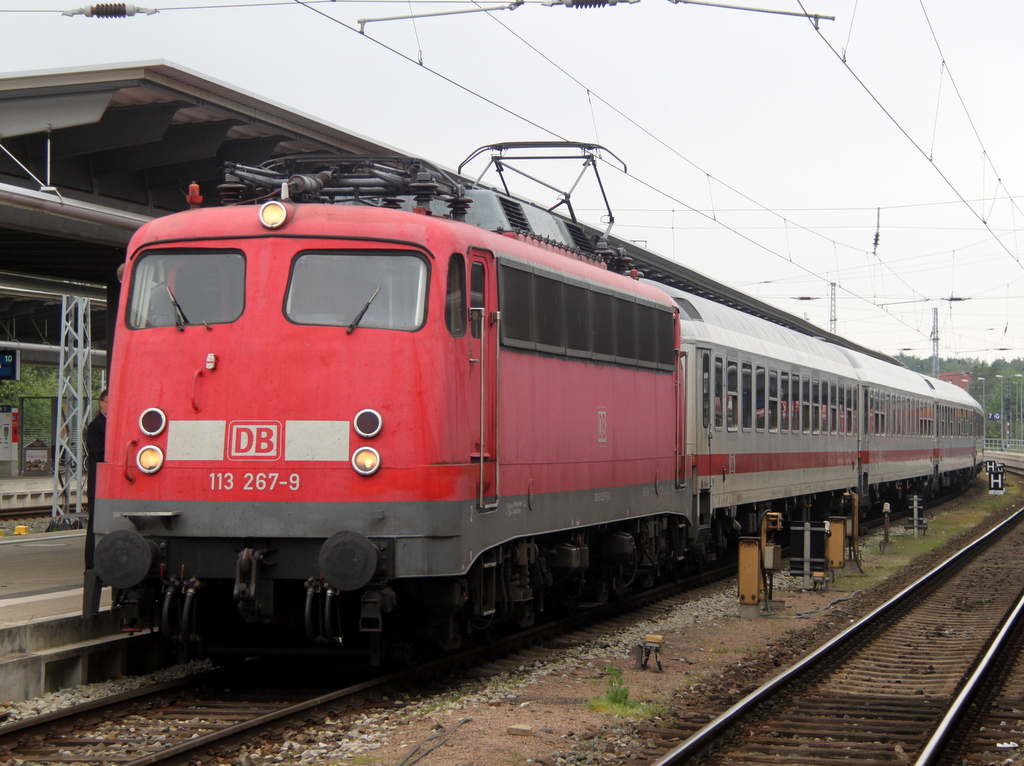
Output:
top-left (285, 251), bottom-right (427, 331)
top-left (128, 251), bottom-right (245, 329)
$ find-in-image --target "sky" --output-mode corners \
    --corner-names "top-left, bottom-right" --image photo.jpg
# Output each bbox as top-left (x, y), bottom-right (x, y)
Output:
top-left (1, 0), bottom-right (1023, 365)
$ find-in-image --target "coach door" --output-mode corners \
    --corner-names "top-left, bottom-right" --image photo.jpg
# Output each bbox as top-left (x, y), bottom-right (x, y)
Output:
top-left (468, 250), bottom-right (499, 510)
top-left (693, 348), bottom-right (716, 485)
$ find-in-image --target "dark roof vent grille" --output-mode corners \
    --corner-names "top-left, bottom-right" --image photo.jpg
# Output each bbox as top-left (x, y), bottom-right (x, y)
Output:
top-left (563, 220), bottom-right (594, 252)
top-left (498, 197), bottom-right (532, 233)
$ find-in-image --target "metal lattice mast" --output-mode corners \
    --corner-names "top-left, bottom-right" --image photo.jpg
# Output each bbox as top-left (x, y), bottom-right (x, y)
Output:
top-left (828, 282), bottom-right (837, 334)
top-left (931, 307), bottom-right (939, 378)
top-left (52, 296), bottom-right (91, 526)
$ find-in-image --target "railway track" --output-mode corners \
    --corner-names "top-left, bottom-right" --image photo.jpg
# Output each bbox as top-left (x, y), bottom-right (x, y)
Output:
top-left (647, 504), bottom-right (1024, 766)
top-left (0, 506), bottom-right (59, 523)
top-left (0, 561), bottom-right (735, 766)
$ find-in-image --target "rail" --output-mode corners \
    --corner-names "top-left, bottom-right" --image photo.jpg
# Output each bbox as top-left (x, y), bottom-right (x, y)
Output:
top-left (651, 504), bottom-right (1024, 765)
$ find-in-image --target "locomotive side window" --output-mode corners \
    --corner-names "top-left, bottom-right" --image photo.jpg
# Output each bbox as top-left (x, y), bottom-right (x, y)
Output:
top-left (591, 292), bottom-right (616, 358)
top-left (714, 357), bottom-right (724, 429)
top-left (501, 266), bottom-right (533, 344)
top-left (286, 251), bottom-right (427, 331)
top-left (535, 275), bottom-right (564, 350)
top-left (726, 360), bottom-right (738, 432)
top-left (496, 261), bottom-right (674, 371)
top-left (128, 250), bottom-right (245, 329)
top-left (564, 284), bottom-right (590, 354)
top-left (637, 304), bottom-right (658, 366)
top-left (446, 254), bottom-right (466, 336)
top-left (615, 299), bottom-right (637, 363)
top-left (470, 262), bottom-right (486, 339)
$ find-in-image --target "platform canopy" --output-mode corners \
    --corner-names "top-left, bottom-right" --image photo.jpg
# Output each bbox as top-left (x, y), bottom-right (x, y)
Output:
top-left (0, 61), bottom-right (400, 354)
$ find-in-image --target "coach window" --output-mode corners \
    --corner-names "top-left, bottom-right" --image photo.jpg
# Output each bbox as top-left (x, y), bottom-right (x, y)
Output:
top-left (445, 254), bottom-right (466, 336)
top-left (792, 372), bottom-right (801, 434)
top-left (716, 356), bottom-right (724, 428)
top-left (755, 366), bottom-right (766, 430)
top-left (742, 362), bottom-right (753, 430)
top-left (802, 376), bottom-right (811, 434)
top-left (838, 386), bottom-right (846, 435)
top-left (715, 357), bottom-right (724, 429)
top-left (830, 382), bottom-right (838, 434)
top-left (780, 372), bottom-right (790, 432)
top-left (702, 352), bottom-right (711, 429)
top-left (769, 370), bottom-right (779, 432)
top-left (726, 360), bottom-right (739, 432)
top-left (811, 379), bottom-right (821, 435)
top-left (847, 385), bottom-right (854, 435)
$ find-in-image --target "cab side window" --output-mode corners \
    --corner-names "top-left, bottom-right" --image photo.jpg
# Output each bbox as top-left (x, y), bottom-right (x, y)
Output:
top-left (446, 254), bottom-right (466, 336)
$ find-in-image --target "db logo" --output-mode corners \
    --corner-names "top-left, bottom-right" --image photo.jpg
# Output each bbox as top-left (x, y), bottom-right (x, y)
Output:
top-left (228, 421), bottom-right (281, 460)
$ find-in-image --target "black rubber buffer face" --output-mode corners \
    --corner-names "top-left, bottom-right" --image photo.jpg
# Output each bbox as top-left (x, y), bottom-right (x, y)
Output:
top-left (319, 531), bottom-right (379, 591)
top-left (94, 529), bottom-right (154, 589)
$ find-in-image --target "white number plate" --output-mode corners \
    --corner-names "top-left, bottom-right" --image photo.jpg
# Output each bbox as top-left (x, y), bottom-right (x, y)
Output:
top-left (209, 472), bottom-right (301, 491)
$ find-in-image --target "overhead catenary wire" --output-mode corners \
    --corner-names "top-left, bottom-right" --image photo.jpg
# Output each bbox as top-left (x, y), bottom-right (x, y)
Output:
top-left (13, 0), bottom-right (1013, 356)
top-left (796, 0), bottom-right (1024, 272)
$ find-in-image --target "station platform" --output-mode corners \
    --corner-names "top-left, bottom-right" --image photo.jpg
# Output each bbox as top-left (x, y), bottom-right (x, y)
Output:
top-left (0, 530), bottom-right (110, 627)
top-left (0, 524), bottom-right (160, 706)
top-left (0, 474), bottom-right (68, 513)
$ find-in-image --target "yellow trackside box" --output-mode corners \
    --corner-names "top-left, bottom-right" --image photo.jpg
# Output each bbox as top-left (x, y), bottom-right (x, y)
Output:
top-left (827, 517), bottom-right (847, 570)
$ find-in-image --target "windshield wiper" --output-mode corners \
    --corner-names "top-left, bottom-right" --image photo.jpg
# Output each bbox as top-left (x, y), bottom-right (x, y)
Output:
top-left (347, 285), bottom-right (382, 334)
top-left (161, 283), bottom-right (188, 331)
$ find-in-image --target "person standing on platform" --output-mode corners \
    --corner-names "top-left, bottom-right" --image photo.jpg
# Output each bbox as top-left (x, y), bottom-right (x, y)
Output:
top-left (85, 389), bottom-right (107, 570)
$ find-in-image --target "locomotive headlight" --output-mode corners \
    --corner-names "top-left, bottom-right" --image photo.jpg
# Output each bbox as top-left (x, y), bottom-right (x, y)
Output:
top-left (354, 409), bottom-right (383, 438)
top-left (352, 447), bottom-right (381, 476)
top-left (259, 200), bottom-right (288, 229)
top-left (136, 445), bottom-right (164, 474)
top-left (139, 407), bottom-right (167, 437)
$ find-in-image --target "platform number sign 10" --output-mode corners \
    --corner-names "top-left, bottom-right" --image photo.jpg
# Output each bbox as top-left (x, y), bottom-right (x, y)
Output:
top-left (0, 350), bottom-right (19, 381)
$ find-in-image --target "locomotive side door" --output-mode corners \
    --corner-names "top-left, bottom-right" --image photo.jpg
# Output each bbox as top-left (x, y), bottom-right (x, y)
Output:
top-left (468, 249), bottom-right (499, 510)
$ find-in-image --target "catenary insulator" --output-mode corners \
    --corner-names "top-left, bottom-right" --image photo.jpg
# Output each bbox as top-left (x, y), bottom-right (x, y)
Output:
top-left (217, 182), bottom-right (247, 204)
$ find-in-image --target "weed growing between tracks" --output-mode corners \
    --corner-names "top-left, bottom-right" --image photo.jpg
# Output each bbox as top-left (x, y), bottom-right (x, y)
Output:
top-left (587, 667), bottom-right (664, 719)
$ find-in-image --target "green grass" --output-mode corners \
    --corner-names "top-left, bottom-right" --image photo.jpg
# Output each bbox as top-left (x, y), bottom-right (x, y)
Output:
top-left (851, 477), bottom-right (1021, 590)
top-left (586, 666), bottom-right (665, 719)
